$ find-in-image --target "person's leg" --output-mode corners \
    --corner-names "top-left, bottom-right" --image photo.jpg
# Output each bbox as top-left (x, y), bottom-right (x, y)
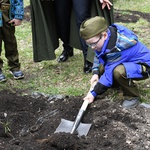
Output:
top-left (0, 30), bottom-right (3, 69)
top-left (0, 30), bottom-right (6, 82)
top-left (54, 0), bottom-right (73, 62)
top-left (73, 0), bottom-right (92, 73)
top-left (2, 22), bottom-right (20, 71)
top-left (113, 65), bottom-right (140, 97)
top-left (2, 21), bottom-right (24, 79)
top-left (113, 65), bottom-right (140, 108)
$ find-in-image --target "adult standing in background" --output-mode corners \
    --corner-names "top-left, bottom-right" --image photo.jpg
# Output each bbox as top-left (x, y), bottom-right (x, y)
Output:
top-left (54, 0), bottom-right (113, 73)
top-left (30, 0), bottom-right (114, 73)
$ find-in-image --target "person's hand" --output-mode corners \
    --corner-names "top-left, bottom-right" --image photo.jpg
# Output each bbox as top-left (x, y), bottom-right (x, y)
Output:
top-left (90, 74), bottom-right (99, 85)
top-left (99, 0), bottom-right (113, 10)
top-left (8, 19), bottom-right (22, 26)
top-left (84, 80), bottom-right (97, 103)
top-left (83, 92), bottom-right (95, 104)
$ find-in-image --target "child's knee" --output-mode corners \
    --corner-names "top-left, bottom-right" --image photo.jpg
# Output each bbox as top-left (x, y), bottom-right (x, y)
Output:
top-left (113, 65), bottom-right (126, 80)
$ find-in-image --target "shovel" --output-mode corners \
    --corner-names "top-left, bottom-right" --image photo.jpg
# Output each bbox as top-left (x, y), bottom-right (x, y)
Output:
top-left (54, 81), bottom-right (97, 136)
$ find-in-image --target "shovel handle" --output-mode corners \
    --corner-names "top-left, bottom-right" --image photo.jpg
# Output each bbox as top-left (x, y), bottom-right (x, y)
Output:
top-left (89, 81), bottom-right (97, 92)
top-left (81, 81), bottom-right (97, 111)
top-left (81, 99), bottom-right (89, 111)
top-left (70, 81), bottom-right (97, 134)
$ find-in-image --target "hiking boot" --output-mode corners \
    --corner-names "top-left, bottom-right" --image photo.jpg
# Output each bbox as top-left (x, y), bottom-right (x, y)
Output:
top-left (10, 70), bottom-right (24, 80)
top-left (0, 69), bottom-right (6, 82)
top-left (57, 48), bottom-right (74, 62)
top-left (122, 97), bottom-right (139, 109)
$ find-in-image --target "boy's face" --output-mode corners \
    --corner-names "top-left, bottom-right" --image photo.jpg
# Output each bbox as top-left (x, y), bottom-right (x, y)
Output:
top-left (85, 32), bottom-right (107, 51)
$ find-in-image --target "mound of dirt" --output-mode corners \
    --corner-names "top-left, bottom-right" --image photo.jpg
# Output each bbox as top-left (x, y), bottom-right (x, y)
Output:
top-left (0, 90), bottom-right (150, 150)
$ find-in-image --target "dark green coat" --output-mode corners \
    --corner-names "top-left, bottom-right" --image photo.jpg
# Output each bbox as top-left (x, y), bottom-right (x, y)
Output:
top-left (30, 0), bottom-right (114, 62)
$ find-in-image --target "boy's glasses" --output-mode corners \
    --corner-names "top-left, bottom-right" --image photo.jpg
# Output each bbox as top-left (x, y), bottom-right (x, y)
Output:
top-left (86, 35), bottom-right (102, 48)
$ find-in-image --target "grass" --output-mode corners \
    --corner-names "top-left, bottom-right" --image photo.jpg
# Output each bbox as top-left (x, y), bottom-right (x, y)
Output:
top-left (0, 0), bottom-right (150, 102)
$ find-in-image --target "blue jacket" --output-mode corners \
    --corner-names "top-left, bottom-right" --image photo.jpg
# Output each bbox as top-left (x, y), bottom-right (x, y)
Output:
top-left (0, 0), bottom-right (24, 27)
top-left (91, 24), bottom-right (150, 97)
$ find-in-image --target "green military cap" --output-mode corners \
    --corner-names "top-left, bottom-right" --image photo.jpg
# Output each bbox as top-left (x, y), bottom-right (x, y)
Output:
top-left (80, 16), bottom-right (108, 40)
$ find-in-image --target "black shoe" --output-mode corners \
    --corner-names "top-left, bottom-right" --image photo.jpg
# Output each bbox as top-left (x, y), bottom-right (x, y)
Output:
top-left (84, 60), bottom-right (93, 74)
top-left (57, 48), bottom-right (73, 62)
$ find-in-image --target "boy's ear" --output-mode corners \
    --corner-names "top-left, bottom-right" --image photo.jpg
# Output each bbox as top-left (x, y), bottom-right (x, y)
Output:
top-left (103, 32), bottom-right (108, 40)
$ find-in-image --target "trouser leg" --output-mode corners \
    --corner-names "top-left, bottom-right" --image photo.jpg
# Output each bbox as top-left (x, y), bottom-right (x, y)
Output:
top-left (113, 65), bottom-right (140, 97)
top-left (54, 0), bottom-right (72, 50)
top-left (72, 0), bottom-right (91, 58)
top-left (0, 30), bottom-right (3, 68)
top-left (73, 0), bottom-right (92, 73)
top-left (1, 21), bottom-right (20, 71)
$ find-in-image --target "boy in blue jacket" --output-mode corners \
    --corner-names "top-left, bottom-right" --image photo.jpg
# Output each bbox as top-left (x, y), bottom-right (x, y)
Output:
top-left (0, 0), bottom-right (24, 82)
top-left (80, 16), bottom-right (150, 108)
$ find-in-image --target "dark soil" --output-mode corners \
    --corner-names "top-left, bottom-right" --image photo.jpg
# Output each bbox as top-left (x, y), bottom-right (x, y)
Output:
top-left (0, 90), bottom-right (150, 150)
top-left (0, 4), bottom-right (149, 150)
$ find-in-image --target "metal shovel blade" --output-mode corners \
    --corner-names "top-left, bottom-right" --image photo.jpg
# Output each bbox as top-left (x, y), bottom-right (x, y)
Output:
top-left (54, 83), bottom-right (97, 136)
top-left (54, 118), bottom-right (92, 136)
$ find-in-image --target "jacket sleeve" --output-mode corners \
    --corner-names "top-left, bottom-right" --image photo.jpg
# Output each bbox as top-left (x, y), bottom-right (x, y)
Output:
top-left (92, 54), bottom-right (100, 75)
top-left (91, 82), bottom-right (109, 97)
top-left (13, 0), bottom-right (24, 20)
top-left (91, 64), bottom-right (116, 97)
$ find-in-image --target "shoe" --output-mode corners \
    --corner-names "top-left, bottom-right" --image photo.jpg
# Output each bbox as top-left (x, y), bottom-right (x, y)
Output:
top-left (57, 48), bottom-right (73, 62)
top-left (0, 69), bottom-right (6, 82)
top-left (122, 97), bottom-right (139, 109)
top-left (84, 60), bottom-right (93, 73)
top-left (10, 70), bottom-right (24, 80)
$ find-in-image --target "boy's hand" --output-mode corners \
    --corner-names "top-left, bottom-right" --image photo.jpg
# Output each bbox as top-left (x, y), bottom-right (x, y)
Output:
top-left (99, 0), bottom-right (113, 10)
top-left (8, 19), bottom-right (22, 26)
top-left (90, 74), bottom-right (99, 85)
top-left (83, 80), bottom-right (97, 104)
top-left (83, 92), bottom-right (95, 104)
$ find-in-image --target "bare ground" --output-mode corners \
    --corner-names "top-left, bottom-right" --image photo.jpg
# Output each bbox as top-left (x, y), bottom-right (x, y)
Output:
top-left (0, 89), bottom-right (150, 150)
